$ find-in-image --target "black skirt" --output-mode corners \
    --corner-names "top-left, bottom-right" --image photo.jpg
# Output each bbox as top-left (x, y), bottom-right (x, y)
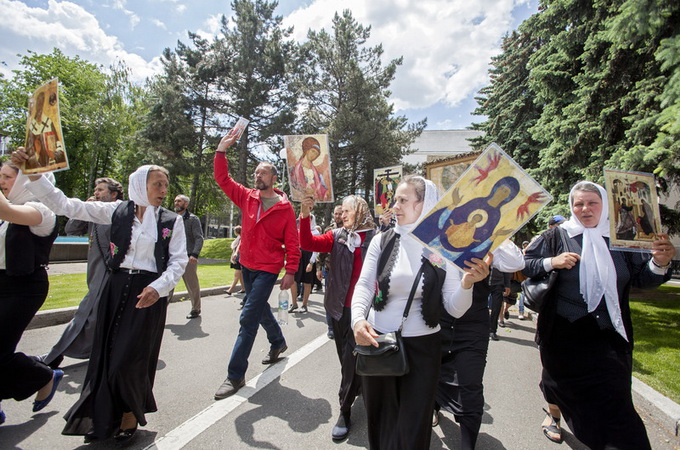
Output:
top-left (540, 314), bottom-right (651, 450)
top-left (63, 271), bottom-right (168, 439)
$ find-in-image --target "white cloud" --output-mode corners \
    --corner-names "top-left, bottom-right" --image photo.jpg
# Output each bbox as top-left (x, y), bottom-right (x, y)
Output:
top-left (0, 0), bottom-right (159, 82)
top-left (284, 0), bottom-right (529, 111)
top-left (151, 18), bottom-right (167, 30)
top-left (110, 0), bottom-right (140, 29)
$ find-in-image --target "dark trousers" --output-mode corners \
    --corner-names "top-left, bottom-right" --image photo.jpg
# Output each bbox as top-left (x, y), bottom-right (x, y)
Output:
top-left (362, 332), bottom-right (441, 450)
top-left (436, 340), bottom-right (488, 450)
top-left (488, 285), bottom-right (504, 333)
top-left (228, 268), bottom-right (285, 381)
top-left (331, 307), bottom-right (361, 414)
top-left (0, 269), bottom-right (53, 401)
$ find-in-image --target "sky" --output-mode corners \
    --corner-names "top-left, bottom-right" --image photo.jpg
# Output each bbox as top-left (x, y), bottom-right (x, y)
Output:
top-left (0, 0), bottom-right (539, 130)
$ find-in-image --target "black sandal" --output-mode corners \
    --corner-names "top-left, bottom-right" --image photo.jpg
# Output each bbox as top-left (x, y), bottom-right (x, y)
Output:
top-left (542, 408), bottom-right (563, 444)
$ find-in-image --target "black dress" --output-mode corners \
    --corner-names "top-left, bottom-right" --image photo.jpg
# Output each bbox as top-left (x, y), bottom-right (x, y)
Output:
top-left (62, 271), bottom-right (169, 438)
top-left (523, 230), bottom-right (669, 450)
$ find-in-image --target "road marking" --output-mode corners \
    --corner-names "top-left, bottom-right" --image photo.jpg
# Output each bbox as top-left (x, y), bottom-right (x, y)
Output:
top-left (144, 333), bottom-right (330, 450)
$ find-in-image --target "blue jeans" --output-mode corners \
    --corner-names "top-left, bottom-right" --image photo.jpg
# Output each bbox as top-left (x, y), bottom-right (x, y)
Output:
top-left (227, 268), bottom-right (286, 381)
top-left (518, 292), bottom-right (525, 314)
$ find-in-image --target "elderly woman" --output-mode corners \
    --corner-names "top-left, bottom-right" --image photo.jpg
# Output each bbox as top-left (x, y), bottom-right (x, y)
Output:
top-left (523, 181), bottom-right (675, 450)
top-left (298, 194), bottom-right (376, 441)
top-left (14, 149), bottom-right (188, 444)
top-left (0, 162), bottom-right (62, 425)
top-left (352, 175), bottom-right (489, 449)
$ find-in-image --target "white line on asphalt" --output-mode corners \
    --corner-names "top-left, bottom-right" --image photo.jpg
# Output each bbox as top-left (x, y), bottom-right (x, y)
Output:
top-left (144, 333), bottom-right (331, 450)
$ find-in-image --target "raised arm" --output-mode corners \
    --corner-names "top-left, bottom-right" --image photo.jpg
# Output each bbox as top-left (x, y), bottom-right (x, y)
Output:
top-left (26, 175), bottom-right (118, 224)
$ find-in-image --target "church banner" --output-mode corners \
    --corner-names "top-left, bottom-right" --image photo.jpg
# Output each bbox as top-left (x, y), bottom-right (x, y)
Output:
top-left (284, 134), bottom-right (334, 203)
top-left (373, 165), bottom-right (402, 216)
top-left (22, 78), bottom-right (69, 174)
top-left (411, 143), bottom-right (552, 271)
top-left (604, 168), bottom-right (661, 252)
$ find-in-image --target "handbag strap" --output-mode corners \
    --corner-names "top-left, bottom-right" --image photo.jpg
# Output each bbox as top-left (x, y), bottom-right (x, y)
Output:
top-left (366, 264), bottom-right (425, 333)
top-left (398, 265), bottom-right (424, 332)
top-left (556, 226), bottom-right (571, 255)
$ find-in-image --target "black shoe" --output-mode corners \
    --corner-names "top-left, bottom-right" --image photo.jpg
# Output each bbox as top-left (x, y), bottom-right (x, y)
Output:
top-left (186, 311), bottom-right (200, 319)
top-left (214, 378), bottom-right (246, 400)
top-left (113, 426), bottom-right (137, 444)
top-left (490, 332), bottom-right (499, 341)
top-left (327, 330), bottom-right (334, 340)
top-left (47, 354), bottom-right (64, 370)
top-left (332, 413), bottom-right (350, 441)
top-left (262, 345), bottom-right (288, 364)
top-left (504, 311), bottom-right (510, 320)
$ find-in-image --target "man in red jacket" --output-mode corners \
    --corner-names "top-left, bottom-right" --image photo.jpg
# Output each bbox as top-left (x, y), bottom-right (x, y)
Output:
top-left (213, 132), bottom-right (300, 400)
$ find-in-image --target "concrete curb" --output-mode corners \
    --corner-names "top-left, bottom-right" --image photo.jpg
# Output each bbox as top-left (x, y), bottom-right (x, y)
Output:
top-left (632, 377), bottom-right (680, 436)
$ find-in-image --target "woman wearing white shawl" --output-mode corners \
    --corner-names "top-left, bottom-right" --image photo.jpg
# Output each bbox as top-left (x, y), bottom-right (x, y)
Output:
top-left (0, 162), bottom-right (62, 424)
top-left (351, 175), bottom-right (489, 450)
top-left (523, 181), bottom-right (675, 450)
top-left (13, 149), bottom-right (188, 444)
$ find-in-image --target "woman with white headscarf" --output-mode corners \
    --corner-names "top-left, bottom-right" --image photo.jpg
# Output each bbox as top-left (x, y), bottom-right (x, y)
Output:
top-left (523, 181), bottom-right (675, 450)
top-left (14, 148), bottom-right (188, 444)
top-left (0, 161), bottom-right (62, 425)
top-left (298, 194), bottom-right (377, 442)
top-left (351, 175), bottom-right (489, 449)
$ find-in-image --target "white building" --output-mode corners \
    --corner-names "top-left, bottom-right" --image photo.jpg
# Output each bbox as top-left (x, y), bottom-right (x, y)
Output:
top-left (403, 129), bottom-right (485, 165)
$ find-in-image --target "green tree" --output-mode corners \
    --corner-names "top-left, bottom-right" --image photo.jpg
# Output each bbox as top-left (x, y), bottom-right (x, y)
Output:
top-left (299, 9), bottom-right (424, 219)
top-left (0, 49), bottom-right (147, 198)
top-left (214, 0), bottom-right (301, 186)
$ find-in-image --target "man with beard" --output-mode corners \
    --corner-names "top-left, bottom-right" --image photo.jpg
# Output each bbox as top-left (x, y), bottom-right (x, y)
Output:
top-left (173, 195), bottom-right (204, 319)
top-left (212, 132), bottom-right (300, 399)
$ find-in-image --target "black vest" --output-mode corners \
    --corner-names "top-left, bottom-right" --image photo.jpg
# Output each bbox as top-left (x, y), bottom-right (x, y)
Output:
top-left (107, 201), bottom-right (177, 273)
top-left (375, 229), bottom-right (447, 328)
top-left (5, 220), bottom-right (58, 276)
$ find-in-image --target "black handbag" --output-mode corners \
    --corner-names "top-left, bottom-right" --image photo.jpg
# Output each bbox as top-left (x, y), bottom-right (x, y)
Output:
top-left (354, 267), bottom-right (423, 377)
top-left (521, 228), bottom-right (570, 313)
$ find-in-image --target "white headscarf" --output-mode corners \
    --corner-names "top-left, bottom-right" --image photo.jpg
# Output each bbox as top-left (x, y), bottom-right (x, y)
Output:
top-left (397, 176), bottom-right (440, 240)
top-left (561, 182), bottom-right (626, 340)
top-left (9, 170), bottom-right (55, 205)
top-left (128, 165), bottom-right (158, 241)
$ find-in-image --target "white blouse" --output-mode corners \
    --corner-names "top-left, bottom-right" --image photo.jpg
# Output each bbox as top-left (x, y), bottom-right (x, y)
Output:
top-left (351, 226), bottom-right (473, 338)
top-left (27, 176), bottom-right (187, 297)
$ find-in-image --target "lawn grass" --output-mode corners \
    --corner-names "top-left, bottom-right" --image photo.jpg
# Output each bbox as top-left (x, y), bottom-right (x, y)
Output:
top-left (42, 263), bottom-right (238, 311)
top-left (629, 284), bottom-right (680, 404)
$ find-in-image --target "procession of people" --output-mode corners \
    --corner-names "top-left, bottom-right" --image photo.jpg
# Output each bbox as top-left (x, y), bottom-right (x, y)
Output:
top-left (0, 125), bottom-right (676, 450)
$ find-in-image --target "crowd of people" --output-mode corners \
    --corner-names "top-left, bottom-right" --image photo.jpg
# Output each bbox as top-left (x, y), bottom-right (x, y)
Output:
top-left (0, 134), bottom-right (676, 450)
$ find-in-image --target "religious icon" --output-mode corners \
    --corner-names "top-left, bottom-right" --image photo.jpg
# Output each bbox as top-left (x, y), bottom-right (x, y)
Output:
top-left (373, 165), bottom-right (402, 216)
top-left (412, 143), bottom-right (552, 271)
top-left (228, 117), bottom-right (249, 141)
top-left (284, 134), bottom-right (334, 202)
top-left (604, 168), bottom-right (662, 252)
top-left (22, 78), bottom-right (69, 174)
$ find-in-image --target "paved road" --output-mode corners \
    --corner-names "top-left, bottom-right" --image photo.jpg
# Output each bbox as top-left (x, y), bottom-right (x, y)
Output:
top-left (3, 288), bottom-right (679, 449)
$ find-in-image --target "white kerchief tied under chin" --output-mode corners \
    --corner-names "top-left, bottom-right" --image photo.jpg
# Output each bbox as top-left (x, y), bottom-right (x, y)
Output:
top-left (399, 178), bottom-right (440, 255)
top-left (561, 182), bottom-right (626, 341)
top-left (128, 165), bottom-right (158, 242)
